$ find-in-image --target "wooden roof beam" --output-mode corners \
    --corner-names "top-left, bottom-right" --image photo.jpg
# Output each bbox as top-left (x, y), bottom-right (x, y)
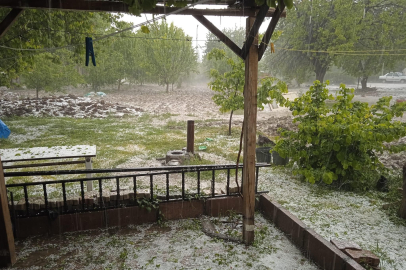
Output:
top-left (0, 8), bottom-right (23, 39)
top-left (0, 1), bottom-right (286, 17)
top-left (240, 3), bottom-right (269, 60)
top-left (258, 1), bottom-right (285, 60)
top-left (193, 15), bottom-right (243, 59)
top-left (0, 0), bottom-right (129, 13)
top-left (144, 6), bottom-right (284, 17)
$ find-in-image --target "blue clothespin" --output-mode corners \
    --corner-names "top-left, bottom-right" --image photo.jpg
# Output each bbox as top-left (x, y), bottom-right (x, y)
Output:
top-left (85, 37), bottom-right (96, 66)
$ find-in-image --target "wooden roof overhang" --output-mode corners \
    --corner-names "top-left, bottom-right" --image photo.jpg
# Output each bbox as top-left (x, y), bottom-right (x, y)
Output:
top-left (0, 0), bottom-right (286, 60)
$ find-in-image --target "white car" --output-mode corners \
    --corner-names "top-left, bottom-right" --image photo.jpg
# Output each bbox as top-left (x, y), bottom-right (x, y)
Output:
top-left (379, 72), bottom-right (406, 83)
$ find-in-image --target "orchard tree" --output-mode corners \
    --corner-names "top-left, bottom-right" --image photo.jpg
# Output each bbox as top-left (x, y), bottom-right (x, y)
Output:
top-left (139, 20), bottom-right (198, 92)
top-left (203, 27), bottom-right (246, 75)
top-left (23, 50), bottom-right (84, 98)
top-left (337, 0), bottom-right (406, 90)
top-left (0, 9), bottom-right (117, 87)
top-left (208, 49), bottom-right (287, 135)
top-left (85, 35), bottom-right (137, 90)
top-left (84, 21), bottom-right (150, 90)
top-left (266, 0), bottom-right (360, 82)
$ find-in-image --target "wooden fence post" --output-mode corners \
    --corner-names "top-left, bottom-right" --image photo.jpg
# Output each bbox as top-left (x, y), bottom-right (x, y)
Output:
top-left (187, 120), bottom-right (195, 154)
top-left (242, 16), bottom-right (258, 245)
top-left (0, 157), bottom-right (16, 267)
top-left (400, 164), bottom-right (406, 219)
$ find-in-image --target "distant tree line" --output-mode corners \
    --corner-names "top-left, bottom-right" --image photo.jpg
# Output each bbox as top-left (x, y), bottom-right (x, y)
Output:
top-left (0, 9), bottom-right (198, 96)
top-left (202, 1), bottom-right (406, 90)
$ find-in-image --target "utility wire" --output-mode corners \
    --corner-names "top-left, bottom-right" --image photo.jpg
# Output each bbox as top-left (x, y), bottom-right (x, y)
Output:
top-left (0, 0), bottom-right (210, 53)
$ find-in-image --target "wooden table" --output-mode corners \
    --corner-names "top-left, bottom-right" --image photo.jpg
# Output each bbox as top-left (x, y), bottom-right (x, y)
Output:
top-left (0, 145), bottom-right (96, 191)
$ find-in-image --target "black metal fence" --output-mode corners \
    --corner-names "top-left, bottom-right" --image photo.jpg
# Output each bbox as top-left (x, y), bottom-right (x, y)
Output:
top-left (5, 164), bottom-right (270, 219)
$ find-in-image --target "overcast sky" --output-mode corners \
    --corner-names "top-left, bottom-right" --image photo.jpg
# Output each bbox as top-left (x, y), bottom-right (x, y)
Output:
top-left (120, 5), bottom-right (272, 60)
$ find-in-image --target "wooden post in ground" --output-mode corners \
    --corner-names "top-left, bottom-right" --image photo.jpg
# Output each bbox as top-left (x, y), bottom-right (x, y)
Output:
top-left (187, 120), bottom-right (195, 154)
top-left (242, 16), bottom-right (258, 245)
top-left (0, 157), bottom-right (16, 267)
top-left (400, 164), bottom-right (406, 219)
top-left (85, 157), bottom-right (93, 192)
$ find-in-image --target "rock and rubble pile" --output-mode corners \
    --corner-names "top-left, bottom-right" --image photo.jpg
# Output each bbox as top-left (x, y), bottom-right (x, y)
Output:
top-left (0, 92), bottom-right (143, 119)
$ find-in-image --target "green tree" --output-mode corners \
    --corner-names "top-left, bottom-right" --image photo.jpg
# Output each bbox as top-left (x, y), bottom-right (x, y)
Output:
top-left (23, 50), bottom-right (84, 98)
top-left (139, 20), bottom-right (198, 92)
top-left (337, 0), bottom-right (406, 90)
top-left (208, 48), bottom-right (287, 135)
top-left (203, 27), bottom-right (246, 75)
top-left (266, 0), bottom-right (360, 82)
top-left (0, 9), bottom-right (117, 87)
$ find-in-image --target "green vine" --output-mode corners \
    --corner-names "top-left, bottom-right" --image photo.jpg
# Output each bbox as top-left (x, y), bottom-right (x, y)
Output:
top-left (137, 196), bottom-right (166, 226)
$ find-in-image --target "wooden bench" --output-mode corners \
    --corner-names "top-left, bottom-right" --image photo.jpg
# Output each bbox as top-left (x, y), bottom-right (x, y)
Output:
top-left (0, 145), bottom-right (96, 191)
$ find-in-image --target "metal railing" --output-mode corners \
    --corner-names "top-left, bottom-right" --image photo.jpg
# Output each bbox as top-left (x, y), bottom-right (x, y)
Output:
top-left (5, 164), bottom-right (270, 218)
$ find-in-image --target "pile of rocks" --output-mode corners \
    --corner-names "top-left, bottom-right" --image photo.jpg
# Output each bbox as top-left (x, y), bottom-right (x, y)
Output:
top-left (0, 94), bottom-right (143, 118)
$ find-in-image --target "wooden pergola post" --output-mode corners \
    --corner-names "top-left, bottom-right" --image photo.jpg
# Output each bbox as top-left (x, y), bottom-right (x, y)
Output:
top-left (0, 157), bottom-right (16, 267)
top-left (242, 16), bottom-right (258, 245)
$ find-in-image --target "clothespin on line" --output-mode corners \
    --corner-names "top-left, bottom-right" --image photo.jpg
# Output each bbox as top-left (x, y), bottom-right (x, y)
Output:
top-left (85, 37), bottom-right (96, 66)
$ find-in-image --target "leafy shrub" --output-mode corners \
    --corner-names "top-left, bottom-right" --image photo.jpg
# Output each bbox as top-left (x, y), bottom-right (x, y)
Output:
top-left (274, 81), bottom-right (406, 190)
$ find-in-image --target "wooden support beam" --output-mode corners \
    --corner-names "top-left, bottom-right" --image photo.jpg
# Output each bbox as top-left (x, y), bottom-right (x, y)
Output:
top-left (0, 0), bottom-right (129, 13)
top-left (240, 4), bottom-right (269, 60)
top-left (0, 8), bottom-right (23, 39)
top-left (242, 16), bottom-right (258, 246)
top-left (400, 164), bottom-right (406, 219)
top-left (144, 6), bottom-right (283, 17)
top-left (193, 15), bottom-right (243, 59)
top-left (258, 2), bottom-right (285, 60)
top-left (0, 157), bottom-right (16, 267)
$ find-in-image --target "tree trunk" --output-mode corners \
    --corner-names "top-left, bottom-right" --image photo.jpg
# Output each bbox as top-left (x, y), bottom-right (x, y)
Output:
top-left (361, 76), bottom-right (368, 90)
top-left (228, 110), bottom-right (234, 136)
top-left (117, 80), bottom-right (121, 91)
top-left (36, 89), bottom-right (39, 99)
top-left (315, 67), bottom-right (327, 82)
top-left (314, 60), bottom-right (328, 83)
top-left (166, 83), bottom-right (169, 93)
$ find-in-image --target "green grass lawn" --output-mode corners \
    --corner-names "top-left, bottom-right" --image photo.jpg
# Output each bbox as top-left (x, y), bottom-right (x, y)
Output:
top-left (1, 114), bottom-right (244, 200)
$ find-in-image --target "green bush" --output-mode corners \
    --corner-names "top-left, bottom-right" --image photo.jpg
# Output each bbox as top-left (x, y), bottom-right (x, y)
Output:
top-left (274, 81), bottom-right (406, 190)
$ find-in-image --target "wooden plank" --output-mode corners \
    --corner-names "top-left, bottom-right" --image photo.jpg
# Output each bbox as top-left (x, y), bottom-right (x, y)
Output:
top-left (258, 2), bottom-right (285, 60)
top-left (0, 157), bottom-right (16, 267)
top-left (400, 164), bottom-right (406, 219)
top-left (144, 6), bottom-right (284, 17)
top-left (242, 16), bottom-right (258, 246)
top-left (0, 8), bottom-right (23, 39)
top-left (193, 15), bottom-right (243, 59)
top-left (2, 160), bottom-right (85, 170)
top-left (0, 145), bottom-right (96, 162)
top-left (0, 0), bottom-right (287, 17)
top-left (240, 4), bottom-right (269, 60)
